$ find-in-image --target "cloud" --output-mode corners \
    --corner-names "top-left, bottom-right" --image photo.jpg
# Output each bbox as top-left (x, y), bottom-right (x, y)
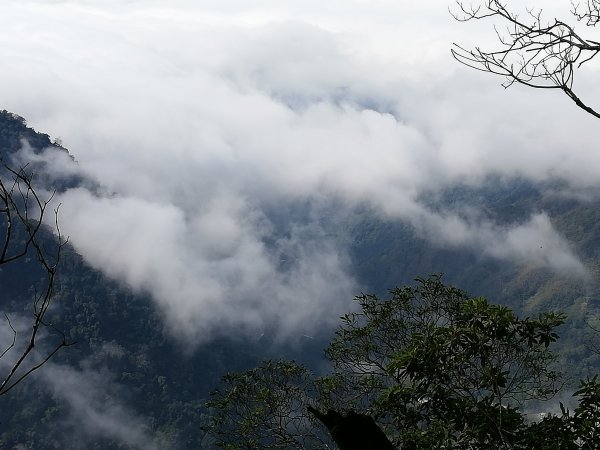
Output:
top-left (56, 187), bottom-right (356, 343)
top-left (0, 0), bottom-right (594, 343)
top-left (412, 210), bottom-right (587, 276)
top-left (41, 363), bottom-right (160, 450)
top-left (0, 312), bottom-right (158, 448)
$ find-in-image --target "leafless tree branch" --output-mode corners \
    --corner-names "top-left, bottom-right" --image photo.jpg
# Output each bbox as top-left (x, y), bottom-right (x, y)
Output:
top-left (451, 0), bottom-right (600, 119)
top-left (0, 160), bottom-right (73, 396)
top-left (572, 0), bottom-right (600, 26)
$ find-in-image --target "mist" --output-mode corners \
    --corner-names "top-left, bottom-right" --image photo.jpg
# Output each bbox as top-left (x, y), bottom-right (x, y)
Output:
top-left (0, 0), bottom-right (597, 344)
top-left (42, 363), bottom-right (161, 450)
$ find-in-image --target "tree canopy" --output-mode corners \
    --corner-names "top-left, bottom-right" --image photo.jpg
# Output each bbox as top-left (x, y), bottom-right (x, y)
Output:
top-left (204, 276), bottom-right (600, 449)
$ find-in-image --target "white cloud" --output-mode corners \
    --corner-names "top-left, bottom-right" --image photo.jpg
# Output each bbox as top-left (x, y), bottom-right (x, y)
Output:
top-left (57, 187), bottom-right (356, 342)
top-left (0, 312), bottom-right (158, 448)
top-left (42, 364), bottom-right (160, 450)
top-left (412, 210), bottom-right (587, 276)
top-left (0, 0), bottom-right (594, 343)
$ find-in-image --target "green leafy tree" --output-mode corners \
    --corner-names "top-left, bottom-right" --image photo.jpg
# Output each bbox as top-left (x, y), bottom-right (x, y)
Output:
top-left (325, 276), bottom-right (564, 448)
top-left (204, 276), bottom-right (570, 449)
top-left (562, 376), bottom-right (600, 449)
top-left (204, 360), bottom-right (333, 449)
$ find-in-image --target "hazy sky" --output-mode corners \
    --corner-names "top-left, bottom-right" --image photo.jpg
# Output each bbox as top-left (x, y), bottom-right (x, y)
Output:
top-left (1, 0), bottom-right (599, 346)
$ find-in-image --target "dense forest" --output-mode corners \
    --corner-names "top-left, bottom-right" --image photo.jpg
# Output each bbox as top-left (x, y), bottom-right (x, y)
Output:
top-left (2, 110), bottom-right (600, 448)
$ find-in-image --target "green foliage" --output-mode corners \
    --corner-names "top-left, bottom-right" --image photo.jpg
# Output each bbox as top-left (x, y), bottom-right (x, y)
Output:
top-left (519, 376), bottom-right (600, 449)
top-left (3, 110), bottom-right (600, 448)
top-left (520, 415), bottom-right (578, 450)
top-left (560, 376), bottom-right (600, 448)
top-left (204, 360), bottom-right (332, 449)
top-left (204, 276), bottom-right (575, 449)
top-left (326, 275), bottom-right (564, 448)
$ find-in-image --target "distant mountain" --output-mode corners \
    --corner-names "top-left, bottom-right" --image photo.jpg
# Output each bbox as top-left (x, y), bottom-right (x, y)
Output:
top-left (0, 111), bottom-right (283, 449)
top-left (1, 110), bottom-right (599, 448)
top-left (0, 110), bottom-right (56, 152)
top-left (0, 110), bottom-right (83, 192)
top-left (347, 186), bottom-right (600, 378)
top-left (351, 180), bottom-right (600, 307)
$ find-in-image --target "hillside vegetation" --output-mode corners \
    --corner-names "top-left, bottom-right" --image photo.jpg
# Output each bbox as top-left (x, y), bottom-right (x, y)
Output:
top-left (1, 111), bottom-right (599, 448)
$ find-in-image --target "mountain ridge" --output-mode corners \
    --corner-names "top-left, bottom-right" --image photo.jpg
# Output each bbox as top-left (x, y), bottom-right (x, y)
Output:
top-left (1, 110), bottom-right (599, 448)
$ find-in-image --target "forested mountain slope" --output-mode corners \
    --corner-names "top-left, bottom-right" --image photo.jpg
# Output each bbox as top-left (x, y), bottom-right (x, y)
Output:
top-left (1, 110), bottom-right (599, 448)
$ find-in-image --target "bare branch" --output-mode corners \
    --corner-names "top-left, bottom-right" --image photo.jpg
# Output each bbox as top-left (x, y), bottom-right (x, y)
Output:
top-left (0, 160), bottom-right (72, 396)
top-left (452, 0), bottom-right (600, 119)
top-left (572, 0), bottom-right (600, 26)
top-left (0, 314), bottom-right (16, 360)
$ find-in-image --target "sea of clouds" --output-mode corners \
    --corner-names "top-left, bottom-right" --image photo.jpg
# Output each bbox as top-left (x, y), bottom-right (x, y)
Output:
top-left (1, 0), bottom-right (599, 347)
